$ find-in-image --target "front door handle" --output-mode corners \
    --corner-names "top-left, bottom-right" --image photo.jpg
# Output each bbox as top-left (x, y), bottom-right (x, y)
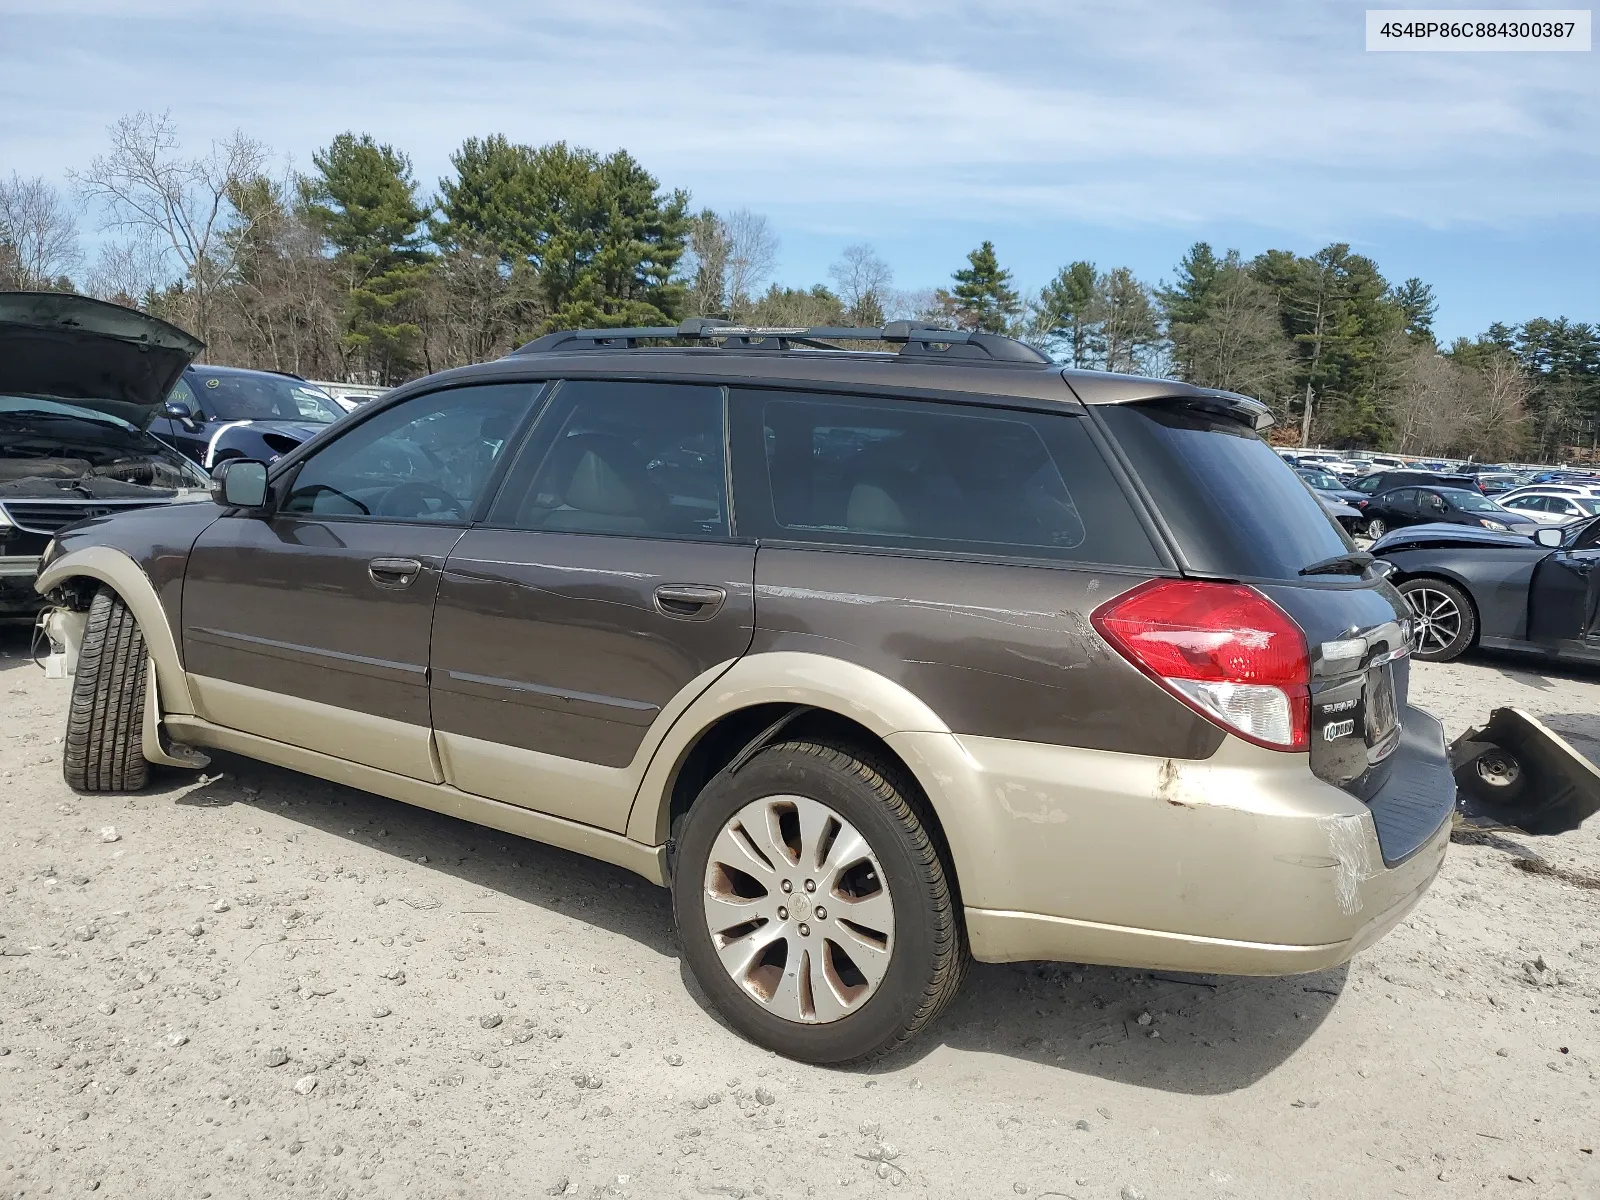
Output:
top-left (654, 584), bottom-right (726, 620)
top-left (369, 557), bottom-right (423, 590)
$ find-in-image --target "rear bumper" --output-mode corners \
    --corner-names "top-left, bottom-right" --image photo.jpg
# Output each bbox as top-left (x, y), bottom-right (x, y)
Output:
top-left (889, 705), bottom-right (1453, 975)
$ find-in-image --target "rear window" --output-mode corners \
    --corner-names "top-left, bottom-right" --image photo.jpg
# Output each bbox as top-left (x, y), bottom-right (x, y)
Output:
top-left (1097, 401), bottom-right (1351, 579)
top-left (730, 389), bottom-right (1161, 567)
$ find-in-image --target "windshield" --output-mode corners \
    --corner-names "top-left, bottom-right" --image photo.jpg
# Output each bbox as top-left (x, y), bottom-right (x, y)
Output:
top-left (182, 373), bottom-right (344, 423)
top-left (1099, 401), bottom-right (1351, 579)
top-left (1439, 488), bottom-right (1505, 514)
top-left (1298, 469), bottom-right (1340, 489)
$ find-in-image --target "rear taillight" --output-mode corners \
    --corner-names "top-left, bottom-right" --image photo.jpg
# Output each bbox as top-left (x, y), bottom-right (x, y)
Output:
top-left (1091, 579), bottom-right (1311, 751)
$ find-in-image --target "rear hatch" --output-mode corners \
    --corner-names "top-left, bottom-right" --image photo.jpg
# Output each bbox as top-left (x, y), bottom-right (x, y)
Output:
top-left (1091, 398), bottom-right (1414, 807)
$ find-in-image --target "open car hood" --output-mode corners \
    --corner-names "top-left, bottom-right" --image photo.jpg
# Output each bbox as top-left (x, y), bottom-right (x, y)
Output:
top-left (1370, 522), bottom-right (1536, 553)
top-left (0, 292), bottom-right (204, 427)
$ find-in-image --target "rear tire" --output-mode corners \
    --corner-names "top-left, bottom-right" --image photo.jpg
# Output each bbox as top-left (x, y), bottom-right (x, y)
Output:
top-left (672, 739), bottom-right (966, 1065)
top-left (1397, 577), bottom-right (1476, 663)
top-left (63, 588), bottom-right (150, 793)
top-left (1364, 517), bottom-right (1387, 539)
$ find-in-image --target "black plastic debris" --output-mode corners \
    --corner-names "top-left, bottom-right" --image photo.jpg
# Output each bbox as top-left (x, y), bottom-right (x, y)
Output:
top-left (1450, 708), bottom-right (1600, 836)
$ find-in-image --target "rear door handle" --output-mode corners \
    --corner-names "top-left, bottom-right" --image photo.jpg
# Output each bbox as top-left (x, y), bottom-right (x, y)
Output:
top-left (654, 584), bottom-right (726, 620)
top-left (369, 557), bottom-right (423, 590)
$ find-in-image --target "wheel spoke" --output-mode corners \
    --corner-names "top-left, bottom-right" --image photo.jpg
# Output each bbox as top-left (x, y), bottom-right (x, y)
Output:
top-left (709, 822), bottom-right (782, 888)
top-left (830, 885), bottom-right (893, 936)
top-left (793, 796), bottom-right (835, 874)
top-left (807, 949), bottom-right (851, 1023)
top-left (765, 944), bottom-right (808, 1021)
top-left (833, 931), bottom-right (891, 991)
top-left (715, 923), bottom-right (785, 981)
top-left (702, 890), bottom-right (767, 936)
top-left (818, 829), bottom-right (870, 888)
top-left (754, 802), bottom-right (799, 869)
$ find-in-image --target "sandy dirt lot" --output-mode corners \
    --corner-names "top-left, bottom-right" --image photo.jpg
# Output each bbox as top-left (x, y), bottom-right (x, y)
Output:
top-left (2, 633), bottom-right (1597, 1200)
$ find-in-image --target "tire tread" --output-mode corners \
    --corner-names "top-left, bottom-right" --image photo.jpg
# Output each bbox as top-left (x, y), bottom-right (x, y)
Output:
top-left (62, 588), bottom-right (149, 793)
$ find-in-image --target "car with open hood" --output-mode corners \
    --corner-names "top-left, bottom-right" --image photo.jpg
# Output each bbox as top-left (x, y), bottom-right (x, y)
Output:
top-left (0, 291), bottom-right (213, 617)
top-left (1372, 517), bottom-right (1600, 663)
top-left (155, 363), bottom-right (348, 469)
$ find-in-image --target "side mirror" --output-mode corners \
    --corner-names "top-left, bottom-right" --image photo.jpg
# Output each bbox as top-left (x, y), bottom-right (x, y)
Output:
top-left (1534, 527), bottom-right (1564, 548)
top-left (210, 459), bottom-right (270, 511)
top-left (165, 398), bottom-right (201, 429)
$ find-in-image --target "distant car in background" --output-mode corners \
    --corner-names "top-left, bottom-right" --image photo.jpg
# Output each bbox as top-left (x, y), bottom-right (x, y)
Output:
top-left (1473, 471), bottom-right (1529, 495)
top-left (1499, 483), bottom-right (1600, 504)
top-left (1359, 485), bottom-right (1540, 540)
top-left (309, 381), bottom-right (390, 413)
top-left (156, 365), bottom-right (347, 468)
top-left (1296, 466), bottom-right (1371, 505)
top-left (1350, 469), bottom-right (1484, 500)
top-left (1498, 491), bottom-right (1600, 525)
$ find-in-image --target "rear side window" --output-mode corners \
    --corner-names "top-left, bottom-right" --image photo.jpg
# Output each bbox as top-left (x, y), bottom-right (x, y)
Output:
top-left (487, 380), bottom-right (729, 539)
top-left (730, 389), bottom-right (1161, 567)
top-left (1097, 401), bottom-right (1350, 579)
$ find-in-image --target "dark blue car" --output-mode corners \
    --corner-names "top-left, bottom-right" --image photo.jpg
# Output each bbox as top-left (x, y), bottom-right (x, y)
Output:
top-left (156, 364), bottom-right (347, 469)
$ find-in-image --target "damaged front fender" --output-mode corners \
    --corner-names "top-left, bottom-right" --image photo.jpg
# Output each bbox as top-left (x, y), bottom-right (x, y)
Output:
top-left (1450, 707), bottom-right (1600, 835)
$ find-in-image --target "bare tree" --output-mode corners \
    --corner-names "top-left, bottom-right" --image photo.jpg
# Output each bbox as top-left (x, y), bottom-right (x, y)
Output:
top-left (1388, 345), bottom-right (1530, 459)
top-left (0, 173), bottom-right (82, 289)
top-left (681, 209), bottom-right (731, 317)
top-left (722, 208), bottom-right (778, 318)
top-left (829, 243), bottom-right (893, 325)
top-left (73, 111), bottom-right (266, 343)
top-left (1174, 267), bottom-right (1292, 405)
top-left (85, 235), bottom-right (167, 308)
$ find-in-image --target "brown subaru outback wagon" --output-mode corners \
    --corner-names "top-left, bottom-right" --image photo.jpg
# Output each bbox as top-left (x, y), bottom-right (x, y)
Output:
top-left (37, 321), bottom-right (1455, 1064)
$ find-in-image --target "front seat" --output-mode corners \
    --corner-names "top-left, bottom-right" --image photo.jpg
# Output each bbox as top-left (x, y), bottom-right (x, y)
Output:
top-left (525, 433), bottom-right (661, 532)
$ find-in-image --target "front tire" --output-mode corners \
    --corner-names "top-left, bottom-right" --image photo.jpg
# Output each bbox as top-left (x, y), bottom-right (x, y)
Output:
top-left (1397, 577), bottom-right (1477, 663)
top-left (672, 739), bottom-right (966, 1065)
top-left (63, 588), bottom-right (150, 792)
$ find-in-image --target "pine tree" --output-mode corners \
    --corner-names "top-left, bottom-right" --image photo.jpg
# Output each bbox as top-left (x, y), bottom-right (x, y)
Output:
top-left (303, 133), bottom-right (431, 383)
top-left (948, 241), bottom-right (1020, 334)
top-left (1031, 260), bottom-right (1097, 366)
top-left (1392, 277), bottom-right (1438, 345)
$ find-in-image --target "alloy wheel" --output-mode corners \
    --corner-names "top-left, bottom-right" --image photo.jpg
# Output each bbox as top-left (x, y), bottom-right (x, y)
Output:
top-left (1405, 587), bottom-right (1463, 656)
top-left (701, 794), bottom-right (895, 1024)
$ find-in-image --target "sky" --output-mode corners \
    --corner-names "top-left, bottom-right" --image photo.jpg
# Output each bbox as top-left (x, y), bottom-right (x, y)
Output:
top-left (2, 0), bottom-right (1596, 341)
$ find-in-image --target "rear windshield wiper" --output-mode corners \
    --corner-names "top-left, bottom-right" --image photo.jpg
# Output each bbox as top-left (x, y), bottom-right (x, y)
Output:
top-left (1300, 551), bottom-right (1374, 577)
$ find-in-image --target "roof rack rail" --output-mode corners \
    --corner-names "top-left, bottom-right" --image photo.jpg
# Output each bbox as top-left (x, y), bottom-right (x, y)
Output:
top-left (512, 319), bottom-right (1051, 364)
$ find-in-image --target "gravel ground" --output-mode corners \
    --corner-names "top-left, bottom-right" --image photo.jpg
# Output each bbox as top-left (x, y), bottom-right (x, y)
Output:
top-left (2, 634), bottom-right (1597, 1200)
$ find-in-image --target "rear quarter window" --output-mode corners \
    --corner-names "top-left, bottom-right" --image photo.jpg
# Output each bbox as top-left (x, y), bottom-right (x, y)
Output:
top-left (729, 389), bottom-right (1162, 568)
top-left (1096, 401), bottom-right (1351, 579)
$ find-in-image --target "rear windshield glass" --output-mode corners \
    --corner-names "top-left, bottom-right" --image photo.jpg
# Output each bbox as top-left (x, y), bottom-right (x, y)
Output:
top-left (1097, 401), bottom-right (1351, 579)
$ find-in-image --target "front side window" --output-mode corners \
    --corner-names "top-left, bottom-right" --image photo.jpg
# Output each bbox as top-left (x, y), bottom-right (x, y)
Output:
top-left (488, 380), bottom-right (728, 539)
top-left (282, 383), bottom-right (536, 522)
top-left (733, 390), bottom-right (1160, 566)
top-left (192, 372), bottom-right (346, 424)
